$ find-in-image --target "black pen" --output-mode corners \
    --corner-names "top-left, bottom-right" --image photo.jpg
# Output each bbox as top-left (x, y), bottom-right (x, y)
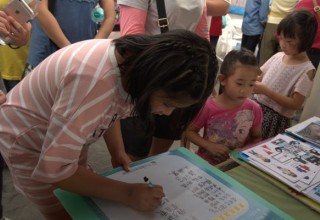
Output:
top-left (143, 176), bottom-right (153, 187)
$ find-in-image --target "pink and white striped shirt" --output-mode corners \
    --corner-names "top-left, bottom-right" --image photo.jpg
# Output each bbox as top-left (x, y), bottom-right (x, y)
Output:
top-left (0, 39), bottom-right (132, 185)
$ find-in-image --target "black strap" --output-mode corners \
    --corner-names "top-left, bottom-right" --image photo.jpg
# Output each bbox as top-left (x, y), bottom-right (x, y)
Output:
top-left (155, 0), bottom-right (169, 33)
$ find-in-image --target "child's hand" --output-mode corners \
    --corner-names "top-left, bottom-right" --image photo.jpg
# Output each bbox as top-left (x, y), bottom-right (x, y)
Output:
top-left (253, 81), bottom-right (268, 95)
top-left (0, 90), bottom-right (7, 105)
top-left (207, 144), bottom-right (231, 162)
top-left (125, 183), bottom-right (165, 211)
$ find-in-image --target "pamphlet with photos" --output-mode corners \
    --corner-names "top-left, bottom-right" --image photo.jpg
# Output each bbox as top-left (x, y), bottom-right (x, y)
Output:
top-left (285, 116), bottom-right (320, 148)
top-left (238, 133), bottom-right (320, 205)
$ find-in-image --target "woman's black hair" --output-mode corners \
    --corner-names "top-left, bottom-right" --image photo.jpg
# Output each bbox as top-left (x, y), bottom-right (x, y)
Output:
top-left (277, 9), bottom-right (318, 53)
top-left (113, 29), bottom-right (218, 133)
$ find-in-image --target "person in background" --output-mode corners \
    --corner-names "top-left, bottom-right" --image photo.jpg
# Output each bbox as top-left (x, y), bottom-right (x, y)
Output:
top-left (254, 10), bottom-right (317, 139)
top-left (206, 0), bottom-right (230, 40)
top-left (295, 0), bottom-right (320, 69)
top-left (207, 0), bottom-right (231, 17)
top-left (0, 0), bottom-right (31, 91)
top-left (24, 0), bottom-right (115, 75)
top-left (259, 0), bottom-right (299, 66)
top-left (241, 0), bottom-right (270, 54)
top-left (0, 4), bottom-right (31, 219)
top-left (209, 16), bottom-right (225, 48)
top-left (119, 0), bottom-right (209, 37)
top-left (0, 30), bottom-right (217, 220)
top-left (1, 2), bottom-right (31, 219)
top-left (112, 0), bottom-right (209, 167)
top-left (185, 48), bottom-right (262, 167)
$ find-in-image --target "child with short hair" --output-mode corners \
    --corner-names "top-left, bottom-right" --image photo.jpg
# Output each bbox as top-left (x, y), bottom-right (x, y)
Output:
top-left (185, 48), bottom-right (263, 165)
top-left (254, 9), bottom-right (318, 140)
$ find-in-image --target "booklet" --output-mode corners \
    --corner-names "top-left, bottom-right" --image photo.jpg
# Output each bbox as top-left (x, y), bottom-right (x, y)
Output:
top-left (285, 116), bottom-right (320, 148)
top-left (237, 133), bottom-right (320, 206)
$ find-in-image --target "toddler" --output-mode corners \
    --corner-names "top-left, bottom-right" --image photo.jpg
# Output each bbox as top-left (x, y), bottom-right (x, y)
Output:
top-left (186, 48), bottom-right (263, 165)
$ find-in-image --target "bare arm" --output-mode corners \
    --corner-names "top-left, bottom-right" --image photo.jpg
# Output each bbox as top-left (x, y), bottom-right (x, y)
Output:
top-left (206, 0), bottom-right (230, 16)
top-left (53, 165), bottom-right (165, 211)
top-left (254, 81), bottom-right (306, 110)
top-left (185, 124), bottom-right (230, 159)
top-left (194, 5), bottom-right (210, 40)
top-left (104, 120), bottom-right (132, 171)
top-left (95, 0), bottom-right (116, 39)
top-left (36, 0), bottom-right (70, 48)
top-left (119, 5), bottom-right (147, 35)
top-left (244, 127), bottom-right (262, 147)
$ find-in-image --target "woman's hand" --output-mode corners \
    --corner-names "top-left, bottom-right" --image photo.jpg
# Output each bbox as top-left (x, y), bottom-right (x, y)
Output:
top-left (6, 15), bottom-right (29, 46)
top-left (0, 10), bottom-right (11, 43)
top-left (0, 10), bottom-right (30, 46)
top-left (124, 183), bottom-right (165, 211)
top-left (111, 150), bottom-right (132, 171)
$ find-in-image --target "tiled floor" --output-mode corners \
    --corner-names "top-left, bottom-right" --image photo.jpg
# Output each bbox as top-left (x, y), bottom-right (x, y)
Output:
top-left (3, 138), bottom-right (183, 220)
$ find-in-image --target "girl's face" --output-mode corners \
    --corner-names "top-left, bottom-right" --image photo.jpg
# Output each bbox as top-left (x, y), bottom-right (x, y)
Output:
top-left (220, 65), bottom-right (258, 105)
top-left (278, 33), bottom-right (300, 55)
top-left (149, 90), bottom-right (197, 116)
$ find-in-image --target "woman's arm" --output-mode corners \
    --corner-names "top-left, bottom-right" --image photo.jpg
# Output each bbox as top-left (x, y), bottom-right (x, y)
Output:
top-left (254, 81), bottom-right (306, 110)
top-left (53, 165), bottom-right (165, 211)
top-left (244, 127), bottom-right (262, 147)
top-left (104, 120), bottom-right (132, 171)
top-left (36, 0), bottom-right (70, 48)
top-left (195, 5), bottom-right (209, 40)
top-left (119, 5), bottom-right (147, 35)
top-left (206, 0), bottom-right (230, 16)
top-left (95, 0), bottom-right (116, 39)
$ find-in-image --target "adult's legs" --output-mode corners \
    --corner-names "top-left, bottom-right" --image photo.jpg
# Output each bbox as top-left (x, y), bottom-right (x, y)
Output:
top-left (148, 137), bottom-right (174, 157)
top-left (241, 34), bottom-right (261, 53)
top-left (259, 22), bottom-right (279, 66)
top-left (121, 115), bottom-right (181, 160)
top-left (3, 80), bottom-right (20, 93)
top-left (120, 117), bottom-right (153, 160)
top-left (210, 36), bottom-right (220, 49)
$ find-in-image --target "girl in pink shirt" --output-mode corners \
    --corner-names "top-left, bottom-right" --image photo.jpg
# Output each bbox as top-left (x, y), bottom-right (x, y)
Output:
top-left (0, 30), bottom-right (218, 219)
top-left (186, 49), bottom-right (263, 166)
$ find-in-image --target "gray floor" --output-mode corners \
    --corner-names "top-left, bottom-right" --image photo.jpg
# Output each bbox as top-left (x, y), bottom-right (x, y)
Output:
top-left (3, 138), bottom-right (182, 220)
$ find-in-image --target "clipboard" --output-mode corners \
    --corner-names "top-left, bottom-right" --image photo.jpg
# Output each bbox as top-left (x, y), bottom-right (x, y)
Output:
top-left (55, 147), bottom-right (293, 220)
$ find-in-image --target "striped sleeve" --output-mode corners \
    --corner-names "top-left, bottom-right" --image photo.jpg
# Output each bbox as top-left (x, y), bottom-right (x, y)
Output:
top-left (29, 40), bottom-right (118, 183)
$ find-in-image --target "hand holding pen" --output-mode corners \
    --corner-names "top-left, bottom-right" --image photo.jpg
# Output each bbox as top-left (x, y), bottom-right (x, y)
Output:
top-left (144, 176), bottom-right (153, 187)
top-left (124, 176), bottom-right (165, 211)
